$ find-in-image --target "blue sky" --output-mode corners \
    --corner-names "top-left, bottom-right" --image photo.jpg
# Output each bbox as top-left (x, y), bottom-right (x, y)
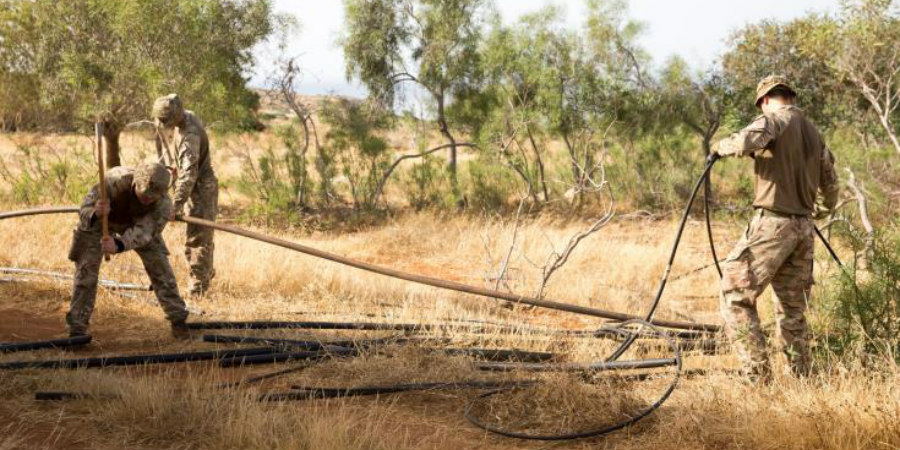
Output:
top-left (252, 0), bottom-right (841, 96)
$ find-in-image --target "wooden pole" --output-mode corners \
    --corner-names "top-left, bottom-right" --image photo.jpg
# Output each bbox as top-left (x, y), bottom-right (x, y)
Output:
top-left (96, 123), bottom-right (111, 262)
top-left (178, 215), bottom-right (720, 332)
top-left (0, 206), bottom-right (722, 332)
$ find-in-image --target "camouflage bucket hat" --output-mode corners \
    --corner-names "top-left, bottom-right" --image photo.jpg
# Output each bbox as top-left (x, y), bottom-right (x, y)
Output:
top-left (151, 94), bottom-right (184, 124)
top-left (755, 75), bottom-right (797, 107)
top-left (133, 162), bottom-right (171, 202)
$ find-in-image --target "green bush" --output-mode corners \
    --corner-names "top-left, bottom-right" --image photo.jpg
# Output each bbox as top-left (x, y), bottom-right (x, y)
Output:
top-left (465, 158), bottom-right (517, 212)
top-left (319, 98), bottom-right (392, 211)
top-left (609, 132), bottom-right (702, 212)
top-left (401, 155), bottom-right (445, 210)
top-left (233, 120), bottom-right (318, 222)
top-left (815, 226), bottom-right (900, 365)
top-left (236, 147), bottom-right (300, 216)
top-left (275, 123), bottom-right (313, 208)
top-left (0, 144), bottom-right (94, 205)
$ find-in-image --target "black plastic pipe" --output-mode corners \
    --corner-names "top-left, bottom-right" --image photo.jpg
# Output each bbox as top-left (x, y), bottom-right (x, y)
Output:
top-left (443, 348), bottom-right (556, 363)
top-left (34, 391), bottom-right (120, 401)
top-left (204, 334), bottom-right (556, 363)
top-left (189, 320), bottom-right (424, 332)
top-left (0, 335), bottom-right (92, 353)
top-left (202, 334), bottom-right (422, 350)
top-left (474, 357), bottom-right (678, 372)
top-left (0, 347), bottom-right (276, 370)
top-left (192, 320), bottom-right (571, 336)
top-left (219, 348), bottom-right (357, 368)
top-left (262, 380), bottom-right (537, 402)
top-left (193, 320), bottom-right (714, 345)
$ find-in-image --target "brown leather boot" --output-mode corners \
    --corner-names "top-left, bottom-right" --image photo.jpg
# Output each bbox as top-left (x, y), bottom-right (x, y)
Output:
top-left (171, 320), bottom-right (191, 340)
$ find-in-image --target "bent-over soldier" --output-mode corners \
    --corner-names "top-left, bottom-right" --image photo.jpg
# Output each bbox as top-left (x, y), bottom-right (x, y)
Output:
top-left (152, 94), bottom-right (218, 296)
top-left (68, 162), bottom-right (190, 339)
top-left (711, 75), bottom-right (840, 380)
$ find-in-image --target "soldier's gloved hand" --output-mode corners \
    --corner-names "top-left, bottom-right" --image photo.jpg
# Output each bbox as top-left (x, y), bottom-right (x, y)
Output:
top-left (706, 152), bottom-right (721, 166)
top-left (94, 199), bottom-right (110, 218)
top-left (812, 204), bottom-right (832, 221)
top-left (168, 208), bottom-right (177, 222)
top-left (100, 236), bottom-right (118, 254)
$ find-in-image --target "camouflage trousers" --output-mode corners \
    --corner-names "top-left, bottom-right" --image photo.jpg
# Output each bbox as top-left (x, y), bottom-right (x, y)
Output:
top-left (67, 228), bottom-right (189, 335)
top-left (720, 209), bottom-right (814, 379)
top-left (184, 176), bottom-right (218, 295)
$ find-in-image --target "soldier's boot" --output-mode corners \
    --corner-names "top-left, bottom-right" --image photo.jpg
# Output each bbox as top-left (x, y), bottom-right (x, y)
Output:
top-left (171, 319), bottom-right (191, 340)
top-left (68, 328), bottom-right (89, 338)
top-left (187, 281), bottom-right (210, 297)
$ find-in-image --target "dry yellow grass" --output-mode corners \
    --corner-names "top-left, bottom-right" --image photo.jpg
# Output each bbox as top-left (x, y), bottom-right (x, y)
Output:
top-left (0, 129), bottom-right (898, 449)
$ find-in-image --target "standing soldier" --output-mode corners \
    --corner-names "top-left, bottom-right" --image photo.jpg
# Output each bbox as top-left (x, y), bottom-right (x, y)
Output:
top-left (710, 75), bottom-right (839, 381)
top-left (152, 94), bottom-right (218, 296)
top-left (68, 162), bottom-right (191, 338)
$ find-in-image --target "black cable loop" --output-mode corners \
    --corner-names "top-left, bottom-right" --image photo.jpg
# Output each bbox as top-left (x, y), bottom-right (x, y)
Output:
top-left (464, 319), bottom-right (682, 440)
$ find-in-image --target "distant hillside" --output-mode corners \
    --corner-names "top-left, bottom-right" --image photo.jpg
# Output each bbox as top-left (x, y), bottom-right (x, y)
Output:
top-left (254, 89), bottom-right (353, 121)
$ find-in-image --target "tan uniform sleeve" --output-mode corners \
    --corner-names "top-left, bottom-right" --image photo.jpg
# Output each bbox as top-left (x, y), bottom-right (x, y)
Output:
top-left (172, 132), bottom-right (201, 211)
top-left (117, 197), bottom-right (172, 251)
top-left (713, 115), bottom-right (782, 158)
top-left (78, 171), bottom-right (128, 229)
top-left (818, 146), bottom-right (839, 211)
top-left (78, 185), bottom-right (100, 228)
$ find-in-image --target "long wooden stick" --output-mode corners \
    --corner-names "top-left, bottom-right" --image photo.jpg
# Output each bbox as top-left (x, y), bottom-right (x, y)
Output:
top-left (178, 215), bottom-right (720, 332)
top-left (0, 206), bottom-right (720, 332)
top-left (96, 123), bottom-right (111, 262)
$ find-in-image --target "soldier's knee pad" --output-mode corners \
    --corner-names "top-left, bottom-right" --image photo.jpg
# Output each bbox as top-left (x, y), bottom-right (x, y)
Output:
top-left (722, 289), bottom-right (755, 308)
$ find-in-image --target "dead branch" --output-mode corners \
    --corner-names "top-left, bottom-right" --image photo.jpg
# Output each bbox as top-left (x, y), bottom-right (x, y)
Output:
top-left (845, 168), bottom-right (875, 269)
top-left (494, 192), bottom-right (530, 292)
top-left (534, 133), bottom-right (616, 299)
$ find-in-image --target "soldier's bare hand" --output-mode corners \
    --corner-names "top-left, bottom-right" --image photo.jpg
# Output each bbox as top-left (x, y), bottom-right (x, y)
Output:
top-left (100, 236), bottom-right (117, 254)
top-left (94, 199), bottom-right (110, 218)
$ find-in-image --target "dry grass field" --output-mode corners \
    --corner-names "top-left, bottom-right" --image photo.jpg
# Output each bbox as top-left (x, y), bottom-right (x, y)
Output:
top-left (0, 129), bottom-right (898, 449)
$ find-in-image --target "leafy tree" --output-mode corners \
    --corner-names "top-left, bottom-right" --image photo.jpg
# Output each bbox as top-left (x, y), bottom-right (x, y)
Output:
top-left (0, 0), bottom-right (293, 167)
top-left (479, 7), bottom-right (567, 203)
top-left (660, 57), bottom-right (730, 156)
top-left (721, 15), bottom-right (850, 128)
top-left (831, 0), bottom-right (900, 155)
top-left (476, 2), bottom-right (648, 209)
top-left (341, 0), bottom-right (490, 196)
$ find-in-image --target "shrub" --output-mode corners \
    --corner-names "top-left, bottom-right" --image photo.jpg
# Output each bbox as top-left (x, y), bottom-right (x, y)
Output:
top-left (275, 122), bottom-right (313, 208)
top-left (465, 158), bottom-right (517, 212)
top-left (319, 98), bottom-right (392, 211)
top-left (815, 225), bottom-right (900, 365)
top-left (0, 144), bottom-right (94, 205)
top-left (401, 155), bottom-right (445, 210)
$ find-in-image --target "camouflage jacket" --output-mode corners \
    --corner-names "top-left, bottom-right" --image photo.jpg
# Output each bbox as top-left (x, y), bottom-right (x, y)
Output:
top-left (78, 166), bottom-right (173, 251)
top-left (714, 105), bottom-right (839, 216)
top-left (156, 110), bottom-right (216, 212)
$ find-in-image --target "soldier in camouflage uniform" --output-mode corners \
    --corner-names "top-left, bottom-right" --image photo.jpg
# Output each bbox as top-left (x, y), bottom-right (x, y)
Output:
top-left (68, 162), bottom-right (190, 338)
top-left (152, 94), bottom-right (218, 296)
top-left (711, 75), bottom-right (840, 380)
